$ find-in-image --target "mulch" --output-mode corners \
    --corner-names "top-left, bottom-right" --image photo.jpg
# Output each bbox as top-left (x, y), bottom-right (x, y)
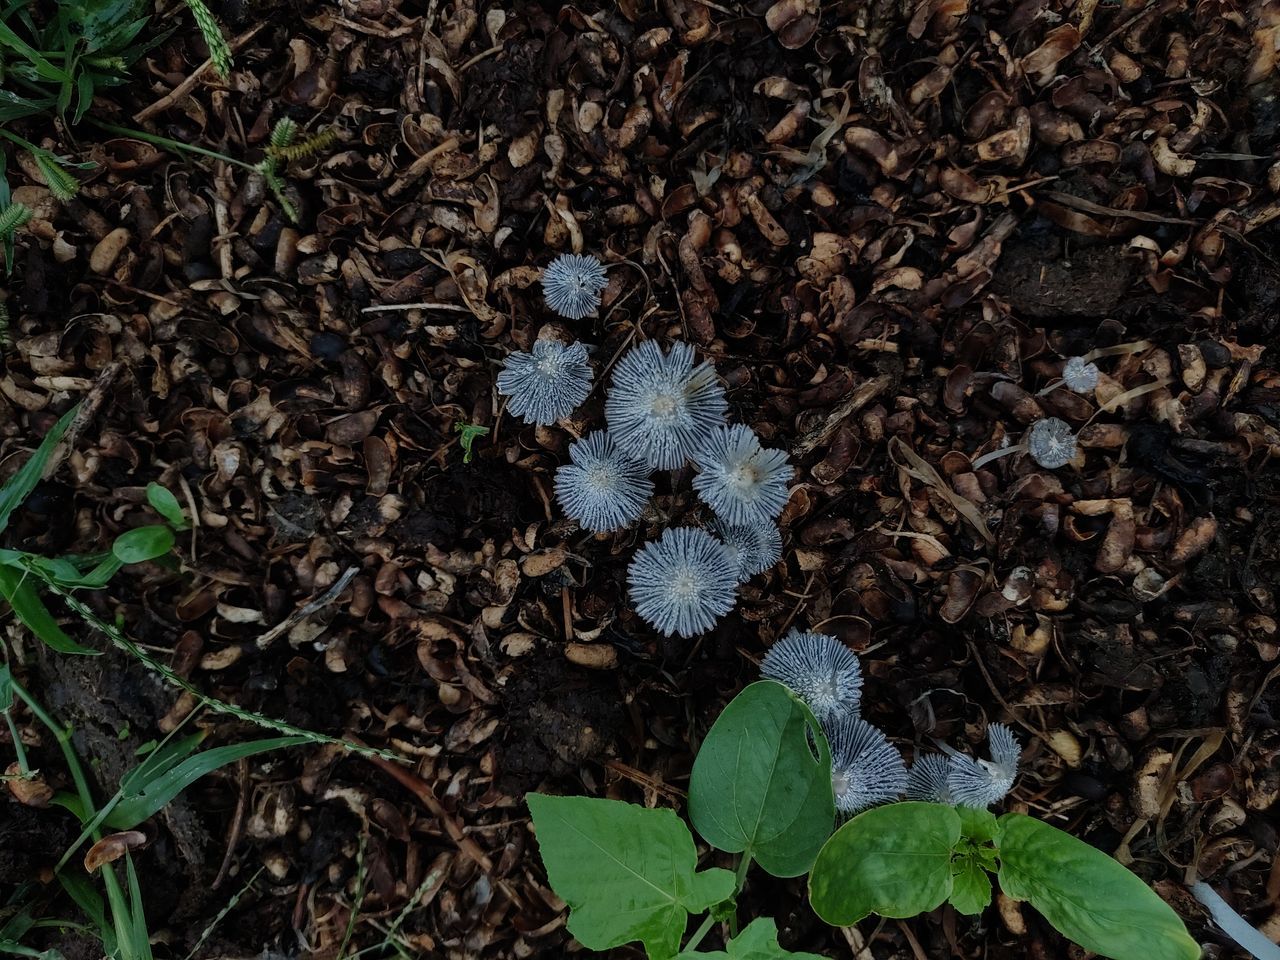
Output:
top-left (2, 0), bottom-right (1279, 957)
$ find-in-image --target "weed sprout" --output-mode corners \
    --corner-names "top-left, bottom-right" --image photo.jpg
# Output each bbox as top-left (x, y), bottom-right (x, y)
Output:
top-left (542, 253), bottom-right (609, 320)
top-left (946, 722), bottom-right (1021, 808)
top-left (606, 341), bottom-right (728, 470)
top-left (555, 431), bottom-right (654, 533)
top-left (825, 715), bottom-right (908, 815)
top-left (692, 425), bottom-right (792, 525)
top-left (713, 519), bottom-right (782, 581)
top-left (760, 630), bottom-right (862, 722)
top-left (497, 339), bottom-right (593, 425)
top-left (627, 527), bottom-right (737, 638)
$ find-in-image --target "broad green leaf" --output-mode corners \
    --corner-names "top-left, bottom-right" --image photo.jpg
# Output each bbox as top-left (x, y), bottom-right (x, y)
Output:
top-left (808, 802), bottom-right (960, 925)
top-left (104, 736), bottom-right (308, 829)
top-left (0, 567), bottom-right (98, 655)
top-left (111, 525), bottom-right (174, 564)
top-left (996, 814), bottom-right (1200, 960)
top-left (145, 484), bottom-right (188, 530)
top-left (0, 406), bottom-right (77, 534)
top-left (956, 806), bottom-right (998, 845)
top-left (527, 793), bottom-right (735, 959)
top-left (688, 681), bottom-right (834, 878)
top-left (948, 852), bottom-right (993, 915)
top-left (679, 918), bottom-right (826, 959)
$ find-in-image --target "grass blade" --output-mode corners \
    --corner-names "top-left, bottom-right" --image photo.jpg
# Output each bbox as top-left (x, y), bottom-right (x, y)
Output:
top-left (0, 568), bottom-right (98, 655)
top-left (0, 405), bottom-right (77, 534)
top-left (105, 736), bottom-right (310, 830)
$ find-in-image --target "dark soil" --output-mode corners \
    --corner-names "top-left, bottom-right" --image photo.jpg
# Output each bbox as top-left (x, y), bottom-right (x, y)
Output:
top-left (1, 0), bottom-right (1279, 958)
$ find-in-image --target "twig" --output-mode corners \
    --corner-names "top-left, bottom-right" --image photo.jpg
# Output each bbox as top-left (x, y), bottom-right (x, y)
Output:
top-left (255, 566), bottom-right (359, 649)
top-left (42, 361), bottom-right (121, 481)
top-left (134, 23), bottom-right (267, 123)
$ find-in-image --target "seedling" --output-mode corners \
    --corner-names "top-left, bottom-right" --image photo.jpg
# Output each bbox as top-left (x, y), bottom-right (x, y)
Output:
top-left (808, 802), bottom-right (1199, 960)
top-left (0, 406), bottom-right (184, 656)
top-left (528, 672), bottom-right (1200, 960)
top-left (88, 118), bottom-right (335, 224)
top-left (453, 422), bottom-right (489, 464)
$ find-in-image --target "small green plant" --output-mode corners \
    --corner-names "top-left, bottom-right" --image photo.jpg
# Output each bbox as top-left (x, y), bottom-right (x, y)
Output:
top-left (453, 422), bottom-right (489, 463)
top-left (527, 681), bottom-right (1199, 960)
top-left (0, 406), bottom-right (184, 656)
top-left (0, 665), bottom-right (309, 960)
top-left (807, 802), bottom-right (1199, 960)
top-left (0, 0), bottom-right (156, 124)
top-left (90, 117), bottom-right (335, 224)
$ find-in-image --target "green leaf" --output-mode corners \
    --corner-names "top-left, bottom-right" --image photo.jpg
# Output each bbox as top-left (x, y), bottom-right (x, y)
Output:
top-left (679, 918), bottom-right (827, 959)
top-left (948, 852), bottom-right (993, 915)
top-left (144, 483), bottom-right (188, 530)
top-left (956, 806), bottom-right (998, 845)
top-left (0, 406), bottom-right (77, 534)
top-left (122, 855), bottom-right (153, 960)
top-left (808, 802), bottom-right (960, 926)
top-left (0, 567), bottom-right (98, 655)
top-left (111, 525), bottom-right (174, 564)
top-left (527, 793), bottom-right (735, 959)
top-left (996, 814), bottom-right (1200, 960)
top-left (104, 736), bottom-right (309, 829)
top-left (688, 680), bottom-right (835, 878)
top-left (0, 664), bottom-right (11, 711)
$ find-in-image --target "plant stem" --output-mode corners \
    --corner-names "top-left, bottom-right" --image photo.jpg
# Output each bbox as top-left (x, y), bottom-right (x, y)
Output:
top-left (85, 120), bottom-right (259, 172)
top-left (728, 852), bottom-right (753, 938)
top-left (3, 707), bottom-right (30, 771)
top-left (682, 913), bottom-right (717, 954)
top-left (8, 676), bottom-right (95, 814)
top-left (0, 128), bottom-right (44, 156)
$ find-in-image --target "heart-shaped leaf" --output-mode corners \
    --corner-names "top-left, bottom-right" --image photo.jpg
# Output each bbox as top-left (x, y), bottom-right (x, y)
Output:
top-left (527, 794), bottom-right (734, 960)
top-left (808, 801), bottom-right (960, 925)
top-left (688, 680), bottom-right (834, 878)
top-left (679, 918), bottom-right (827, 959)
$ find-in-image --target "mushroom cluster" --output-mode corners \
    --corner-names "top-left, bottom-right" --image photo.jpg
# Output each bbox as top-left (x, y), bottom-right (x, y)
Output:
top-left (762, 629), bottom-right (1022, 815)
top-left (496, 267), bottom-right (791, 639)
